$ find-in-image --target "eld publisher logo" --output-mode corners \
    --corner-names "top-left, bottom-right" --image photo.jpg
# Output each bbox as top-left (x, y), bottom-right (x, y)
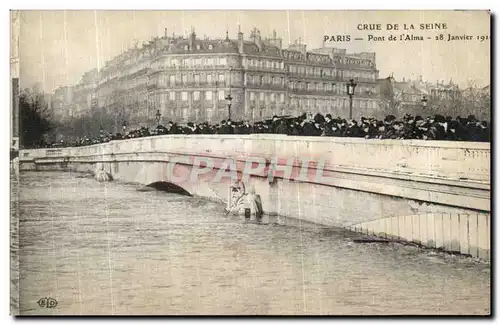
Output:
top-left (37, 297), bottom-right (58, 309)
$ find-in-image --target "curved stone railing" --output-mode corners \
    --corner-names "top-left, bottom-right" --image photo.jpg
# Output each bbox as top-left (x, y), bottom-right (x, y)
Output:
top-left (21, 134), bottom-right (490, 181)
top-left (20, 135), bottom-right (490, 212)
top-left (19, 135), bottom-right (491, 259)
top-left (348, 212), bottom-right (490, 261)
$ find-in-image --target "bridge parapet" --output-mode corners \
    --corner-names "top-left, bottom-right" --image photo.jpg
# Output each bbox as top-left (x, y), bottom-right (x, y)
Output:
top-left (54, 135), bottom-right (489, 182)
top-left (20, 135), bottom-right (490, 212)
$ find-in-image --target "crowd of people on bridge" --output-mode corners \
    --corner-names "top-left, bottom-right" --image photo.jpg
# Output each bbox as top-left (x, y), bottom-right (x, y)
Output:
top-left (45, 112), bottom-right (490, 148)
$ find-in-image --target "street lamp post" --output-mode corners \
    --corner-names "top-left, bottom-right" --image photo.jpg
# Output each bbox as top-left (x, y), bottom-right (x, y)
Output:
top-left (346, 79), bottom-right (357, 120)
top-left (421, 95), bottom-right (428, 109)
top-left (225, 94), bottom-right (233, 121)
top-left (155, 109), bottom-right (161, 126)
top-left (122, 121), bottom-right (127, 133)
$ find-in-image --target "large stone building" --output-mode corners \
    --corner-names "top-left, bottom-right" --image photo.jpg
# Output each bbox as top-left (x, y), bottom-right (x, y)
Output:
top-left (376, 75), bottom-right (463, 116)
top-left (52, 28), bottom-right (380, 128)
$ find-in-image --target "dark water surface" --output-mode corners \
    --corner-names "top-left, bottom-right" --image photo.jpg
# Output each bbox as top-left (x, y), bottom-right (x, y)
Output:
top-left (11, 171), bottom-right (490, 315)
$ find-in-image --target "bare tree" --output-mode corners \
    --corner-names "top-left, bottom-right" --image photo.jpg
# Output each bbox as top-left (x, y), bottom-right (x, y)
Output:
top-left (19, 87), bottom-right (55, 147)
top-left (427, 80), bottom-right (490, 120)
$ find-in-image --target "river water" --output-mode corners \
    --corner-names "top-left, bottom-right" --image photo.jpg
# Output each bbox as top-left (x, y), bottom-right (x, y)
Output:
top-left (11, 171), bottom-right (490, 315)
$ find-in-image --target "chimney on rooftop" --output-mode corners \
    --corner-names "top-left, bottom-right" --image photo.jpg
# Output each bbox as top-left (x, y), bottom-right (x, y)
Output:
top-left (237, 25), bottom-right (244, 53)
top-left (190, 26), bottom-right (196, 49)
top-left (250, 27), bottom-right (262, 50)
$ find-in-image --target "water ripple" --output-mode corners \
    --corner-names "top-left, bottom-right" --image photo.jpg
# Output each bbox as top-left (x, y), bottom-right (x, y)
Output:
top-left (12, 171), bottom-right (490, 315)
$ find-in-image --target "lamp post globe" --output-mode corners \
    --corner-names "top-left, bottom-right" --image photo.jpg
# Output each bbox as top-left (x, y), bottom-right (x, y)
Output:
top-left (155, 109), bottom-right (161, 126)
top-left (225, 94), bottom-right (233, 121)
top-left (346, 79), bottom-right (357, 120)
top-left (421, 95), bottom-right (428, 109)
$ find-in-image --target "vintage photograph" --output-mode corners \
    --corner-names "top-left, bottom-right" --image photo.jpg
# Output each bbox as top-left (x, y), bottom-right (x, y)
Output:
top-left (10, 10), bottom-right (490, 316)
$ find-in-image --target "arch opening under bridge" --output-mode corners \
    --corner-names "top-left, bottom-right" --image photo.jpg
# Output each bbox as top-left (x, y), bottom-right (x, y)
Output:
top-left (146, 181), bottom-right (192, 196)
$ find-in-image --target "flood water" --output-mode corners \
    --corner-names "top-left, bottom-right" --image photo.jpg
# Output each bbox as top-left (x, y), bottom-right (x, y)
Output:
top-left (11, 171), bottom-right (490, 315)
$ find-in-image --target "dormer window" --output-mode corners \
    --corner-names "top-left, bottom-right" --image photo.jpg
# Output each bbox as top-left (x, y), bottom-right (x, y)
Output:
top-left (196, 44), bottom-right (201, 50)
top-left (184, 45), bottom-right (189, 51)
top-left (208, 44), bottom-right (213, 50)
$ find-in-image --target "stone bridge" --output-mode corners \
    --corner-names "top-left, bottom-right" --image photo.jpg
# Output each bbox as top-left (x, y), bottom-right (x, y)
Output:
top-left (19, 135), bottom-right (490, 260)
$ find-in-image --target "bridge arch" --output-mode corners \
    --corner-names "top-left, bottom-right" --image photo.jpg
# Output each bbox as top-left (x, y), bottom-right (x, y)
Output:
top-left (146, 181), bottom-right (192, 196)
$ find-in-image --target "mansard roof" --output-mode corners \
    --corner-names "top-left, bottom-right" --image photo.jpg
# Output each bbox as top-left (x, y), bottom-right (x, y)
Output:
top-left (150, 35), bottom-right (282, 57)
top-left (283, 49), bottom-right (333, 66)
top-left (241, 41), bottom-right (281, 57)
top-left (333, 55), bottom-right (376, 70)
top-left (157, 37), bottom-right (239, 54)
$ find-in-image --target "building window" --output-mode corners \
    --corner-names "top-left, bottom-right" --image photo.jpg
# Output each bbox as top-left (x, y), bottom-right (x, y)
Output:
top-left (195, 58), bottom-right (201, 66)
top-left (207, 74), bottom-right (212, 84)
top-left (207, 58), bottom-right (213, 65)
top-left (270, 93), bottom-right (275, 102)
top-left (219, 57), bottom-right (227, 65)
top-left (193, 91), bottom-right (200, 101)
top-left (280, 93), bottom-right (285, 103)
top-left (181, 91), bottom-right (188, 101)
top-left (218, 74), bottom-right (225, 82)
top-left (205, 91), bottom-right (212, 100)
top-left (259, 76), bottom-right (264, 86)
top-left (196, 44), bottom-right (201, 50)
top-left (194, 74), bottom-right (200, 84)
top-left (182, 74), bottom-right (187, 84)
top-left (271, 77), bottom-right (276, 85)
top-left (250, 92), bottom-right (255, 101)
top-left (259, 92), bottom-right (264, 101)
top-left (218, 90), bottom-right (225, 100)
top-left (169, 75), bottom-right (175, 85)
top-left (208, 44), bottom-right (213, 50)
top-left (280, 77), bottom-right (284, 86)
top-left (169, 91), bottom-right (175, 100)
top-left (184, 45), bottom-right (189, 51)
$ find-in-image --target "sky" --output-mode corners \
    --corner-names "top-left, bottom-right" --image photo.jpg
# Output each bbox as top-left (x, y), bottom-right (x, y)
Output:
top-left (17, 10), bottom-right (491, 93)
